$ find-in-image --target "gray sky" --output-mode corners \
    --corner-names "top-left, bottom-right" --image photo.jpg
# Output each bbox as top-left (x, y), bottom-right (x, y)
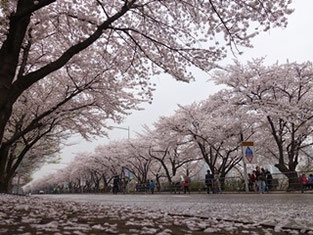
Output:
top-left (33, 1), bottom-right (313, 179)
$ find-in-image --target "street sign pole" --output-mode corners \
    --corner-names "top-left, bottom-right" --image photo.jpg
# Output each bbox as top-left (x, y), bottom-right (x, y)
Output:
top-left (241, 141), bottom-right (254, 193)
top-left (241, 146), bottom-right (249, 193)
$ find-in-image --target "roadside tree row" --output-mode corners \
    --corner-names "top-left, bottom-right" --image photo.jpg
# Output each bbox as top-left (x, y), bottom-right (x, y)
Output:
top-left (28, 60), bottom-right (313, 192)
top-left (0, 0), bottom-right (293, 193)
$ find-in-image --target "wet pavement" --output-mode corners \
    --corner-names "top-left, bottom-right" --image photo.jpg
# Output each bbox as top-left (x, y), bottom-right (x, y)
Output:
top-left (38, 193), bottom-right (313, 232)
top-left (3, 193), bottom-right (307, 234)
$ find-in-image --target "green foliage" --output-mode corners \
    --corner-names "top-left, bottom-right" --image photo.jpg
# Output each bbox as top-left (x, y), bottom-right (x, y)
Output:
top-left (189, 181), bottom-right (205, 192)
top-left (223, 178), bottom-right (244, 191)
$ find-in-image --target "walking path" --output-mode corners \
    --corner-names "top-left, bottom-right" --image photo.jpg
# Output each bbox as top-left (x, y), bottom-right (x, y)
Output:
top-left (1, 193), bottom-right (312, 234)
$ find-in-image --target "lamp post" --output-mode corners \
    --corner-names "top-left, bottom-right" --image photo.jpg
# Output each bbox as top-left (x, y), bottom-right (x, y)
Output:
top-left (110, 126), bottom-right (130, 140)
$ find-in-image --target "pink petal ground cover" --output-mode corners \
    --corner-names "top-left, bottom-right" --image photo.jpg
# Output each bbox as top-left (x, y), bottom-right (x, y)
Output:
top-left (0, 194), bottom-right (309, 234)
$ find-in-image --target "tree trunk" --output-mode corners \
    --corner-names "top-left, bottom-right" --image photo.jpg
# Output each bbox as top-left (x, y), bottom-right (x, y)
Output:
top-left (0, 174), bottom-right (12, 193)
top-left (0, 146), bottom-right (11, 193)
top-left (0, 0), bottom-right (33, 145)
top-left (0, 180), bottom-right (9, 193)
top-left (275, 164), bottom-right (300, 191)
top-left (219, 173), bottom-right (226, 191)
top-left (286, 171), bottom-right (300, 191)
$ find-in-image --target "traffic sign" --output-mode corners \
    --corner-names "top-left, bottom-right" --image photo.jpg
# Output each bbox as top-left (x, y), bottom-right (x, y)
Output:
top-left (243, 145), bottom-right (256, 164)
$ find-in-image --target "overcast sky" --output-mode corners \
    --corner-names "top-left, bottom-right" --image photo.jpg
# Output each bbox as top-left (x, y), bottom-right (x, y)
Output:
top-left (33, 1), bottom-right (313, 179)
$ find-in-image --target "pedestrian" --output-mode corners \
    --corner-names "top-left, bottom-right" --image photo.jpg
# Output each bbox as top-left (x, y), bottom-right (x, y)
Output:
top-left (145, 180), bottom-right (150, 193)
top-left (252, 170), bottom-right (258, 192)
top-left (183, 176), bottom-right (191, 194)
top-left (205, 170), bottom-right (214, 194)
top-left (150, 180), bottom-right (155, 194)
top-left (265, 169), bottom-right (273, 191)
top-left (255, 166), bottom-right (266, 194)
top-left (213, 172), bottom-right (221, 194)
top-left (308, 174), bottom-right (313, 190)
top-left (248, 172), bottom-right (256, 192)
top-left (172, 175), bottom-right (181, 194)
top-left (112, 175), bottom-right (119, 194)
top-left (300, 174), bottom-right (308, 193)
top-left (258, 168), bottom-right (266, 194)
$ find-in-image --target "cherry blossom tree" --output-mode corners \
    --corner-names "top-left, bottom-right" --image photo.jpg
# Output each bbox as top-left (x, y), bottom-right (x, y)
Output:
top-left (0, 0), bottom-right (293, 192)
top-left (9, 137), bottom-right (60, 190)
top-left (142, 123), bottom-right (201, 184)
top-left (85, 155), bottom-right (108, 192)
top-left (214, 60), bottom-right (313, 189)
top-left (157, 91), bottom-right (257, 188)
top-left (0, 67), bottom-right (143, 192)
top-left (120, 138), bottom-right (153, 185)
top-left (94, 141), bottom-right (137, 192)
top-left (2, 111), bottom-right (62, 192)
top-left (126, 137), bottom-right (167, 190)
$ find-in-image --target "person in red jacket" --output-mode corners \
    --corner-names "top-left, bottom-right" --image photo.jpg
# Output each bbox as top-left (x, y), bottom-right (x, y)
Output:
top-left (300, 174), bottom-right (308, 193)
top-left (248, 171), bottom-right (257, 192)
top-left (183, 176), bottom-right (191, 194)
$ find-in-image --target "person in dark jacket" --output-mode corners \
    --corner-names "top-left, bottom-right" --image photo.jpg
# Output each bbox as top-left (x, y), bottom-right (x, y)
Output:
top-left (113, 175), bottom-right (119, 194)
top-left (265, 169), bottom-right (273, 191)
top-left (205, 170), bottom-right (214, 194)
top-left (150, 180), bottom-right (155, 194)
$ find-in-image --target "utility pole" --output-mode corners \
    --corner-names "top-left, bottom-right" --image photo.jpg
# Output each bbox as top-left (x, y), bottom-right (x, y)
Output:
top-left (240, 133), bottom-right (252, 193)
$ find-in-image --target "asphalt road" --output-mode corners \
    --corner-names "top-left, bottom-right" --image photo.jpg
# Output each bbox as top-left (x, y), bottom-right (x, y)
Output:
top-left (38, 193), bottom-right (313, 231)
top-left (5, 193), bottom-right (309, 234)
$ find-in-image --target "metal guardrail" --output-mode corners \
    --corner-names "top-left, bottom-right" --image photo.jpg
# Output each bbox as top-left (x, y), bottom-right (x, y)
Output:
top-left (130, 171), bottom-right (313, 193)
top-left (31, 171), bottom-right (313, 194)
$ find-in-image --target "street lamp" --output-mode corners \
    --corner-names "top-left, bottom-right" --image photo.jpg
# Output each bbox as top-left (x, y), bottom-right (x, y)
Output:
top-left (110, 126), bottom-right (130, 140)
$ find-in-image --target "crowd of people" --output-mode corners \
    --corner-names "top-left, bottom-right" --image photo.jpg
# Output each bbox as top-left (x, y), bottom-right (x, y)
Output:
top-left (248, 167), bottom-right (313, 194)
top-left (248, 166), bottom-right (273, 194)
top-left (111, 168), bottom-right (313, 195)
top-left (300, 173), bottom-right (313, 193)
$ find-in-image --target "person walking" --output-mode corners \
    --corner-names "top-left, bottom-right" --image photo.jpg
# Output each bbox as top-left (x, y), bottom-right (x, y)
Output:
top-left (112, 175), bottom-right (119, 194)
top-left (213, 172), bottom-right (221, 194)
top-left (255, 166), bottom-right (266, 194)
top-left (183, 176), bottom-right (191, 194)
top-left (205, 170), bottom-right (214, 194)
top-left (308, 174), bottom-right (313, 189)
top-left (300, 174), bottom-right (308, 193)
top-left (248, 172), bottom-right (256, 192)
top-left (150, 180), bottom-right (155, 194)
top-left (265, 169), bottom-right (273, 191)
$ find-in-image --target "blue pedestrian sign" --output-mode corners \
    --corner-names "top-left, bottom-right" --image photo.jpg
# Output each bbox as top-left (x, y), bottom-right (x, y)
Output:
top-left (242, 141), bottom-right (255, 164)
